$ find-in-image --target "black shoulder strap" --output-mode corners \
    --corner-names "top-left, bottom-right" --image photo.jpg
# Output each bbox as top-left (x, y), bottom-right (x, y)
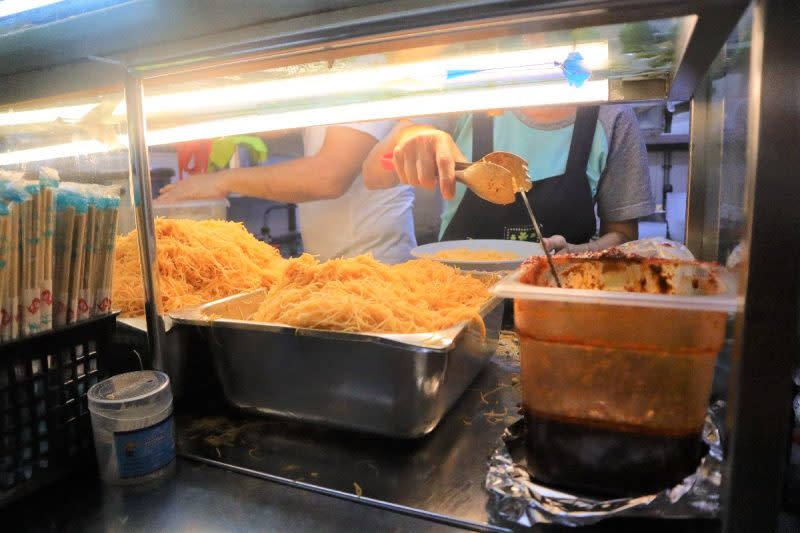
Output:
top-left (472, 112), bottom-right (494, 160)
top-left (565, 106), bottom-right (600, 175)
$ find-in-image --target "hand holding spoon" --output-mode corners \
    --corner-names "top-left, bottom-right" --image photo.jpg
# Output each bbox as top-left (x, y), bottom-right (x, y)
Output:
top-left (380, 153), bottom-right (517, 205)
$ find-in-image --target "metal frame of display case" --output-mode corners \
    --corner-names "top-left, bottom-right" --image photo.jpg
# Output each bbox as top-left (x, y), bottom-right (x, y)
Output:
top-left (1, 1), bottom-right (797, 531)
top-left (721, 1), bottom-right (799, 531)
top-left (123, 75), bottom-right (165, 369)
top-left (686, 77), bottom-right (722, 262)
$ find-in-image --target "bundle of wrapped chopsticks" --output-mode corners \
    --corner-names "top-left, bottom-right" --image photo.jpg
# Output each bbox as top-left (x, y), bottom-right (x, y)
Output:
top-left (0, 168), bottom-right (120, 343)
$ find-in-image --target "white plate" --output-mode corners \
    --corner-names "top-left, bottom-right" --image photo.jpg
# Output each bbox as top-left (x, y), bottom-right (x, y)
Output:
top-left (411, 239), bottom-right (544, 272)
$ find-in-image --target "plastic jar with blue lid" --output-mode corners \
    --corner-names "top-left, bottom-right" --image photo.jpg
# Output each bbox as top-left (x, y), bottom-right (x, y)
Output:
top-left (88, 370), bottom-right (176, 485)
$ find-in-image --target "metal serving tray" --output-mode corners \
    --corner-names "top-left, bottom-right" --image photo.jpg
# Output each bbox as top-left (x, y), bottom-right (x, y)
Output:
top-left (170, 287), bottom-right (503, 438)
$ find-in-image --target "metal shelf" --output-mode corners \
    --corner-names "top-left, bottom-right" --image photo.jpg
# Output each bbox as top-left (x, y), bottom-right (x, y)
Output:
top-left (644, 133), bottom-right (690, 149)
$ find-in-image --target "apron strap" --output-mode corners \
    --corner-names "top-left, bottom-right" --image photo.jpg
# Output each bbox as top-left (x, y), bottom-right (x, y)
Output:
top-left (565, 106), bottom-right (600, 176)
top-left (472, 112), bottom-right (494, 160)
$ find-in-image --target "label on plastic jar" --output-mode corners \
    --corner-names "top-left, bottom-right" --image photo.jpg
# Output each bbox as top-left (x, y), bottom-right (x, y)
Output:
top-left (113, 416), bottom-right (176, 479)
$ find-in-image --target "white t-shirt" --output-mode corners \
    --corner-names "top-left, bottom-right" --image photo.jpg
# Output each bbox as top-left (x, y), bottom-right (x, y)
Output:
top-left (299, 121), bottom-right (416, 264)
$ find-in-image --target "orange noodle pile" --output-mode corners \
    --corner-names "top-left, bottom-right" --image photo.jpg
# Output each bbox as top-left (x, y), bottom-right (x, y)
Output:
top-left (427, 248), bottom-right (519, 261)
top-left (113, 218), bottom-right (289, 316)
top-left (250, 254), bottom-right (492, 333)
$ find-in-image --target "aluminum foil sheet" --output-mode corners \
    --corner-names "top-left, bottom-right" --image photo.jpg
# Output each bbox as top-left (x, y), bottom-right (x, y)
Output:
top-left (485, 401), bottom-right (725, 527)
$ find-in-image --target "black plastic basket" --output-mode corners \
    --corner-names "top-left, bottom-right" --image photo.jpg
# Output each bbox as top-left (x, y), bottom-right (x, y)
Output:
top-left (0, 313), bottom-right (117, 506)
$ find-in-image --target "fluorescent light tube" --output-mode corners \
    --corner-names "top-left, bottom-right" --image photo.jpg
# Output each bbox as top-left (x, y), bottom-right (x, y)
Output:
top-left (0, 0), bottom-right (67, 19)
top-left (146, 79), bottom-right (609, 146)
top-left (0, 103), bottom-right (99, 127)
top-left (112, 41), bottom-right (609, 117)
top-left (0, 140), bottom-right (109, 166)
top-left (0, 42), bottom-right (609, 164)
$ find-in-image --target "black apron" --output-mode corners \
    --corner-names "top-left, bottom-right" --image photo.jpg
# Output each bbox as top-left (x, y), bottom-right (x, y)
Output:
top-left (440, 106), bottom-right (599, 243)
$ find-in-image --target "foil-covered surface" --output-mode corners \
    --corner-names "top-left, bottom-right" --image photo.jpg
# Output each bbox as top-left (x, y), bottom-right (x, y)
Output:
top-left (485, 402), bottom-right (725, 527)
top-left (616, 237), bottom-right (697, 261)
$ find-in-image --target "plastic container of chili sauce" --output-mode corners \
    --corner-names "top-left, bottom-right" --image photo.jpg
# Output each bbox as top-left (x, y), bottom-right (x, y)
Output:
top-left (492, 251), bottom-right (736, 496)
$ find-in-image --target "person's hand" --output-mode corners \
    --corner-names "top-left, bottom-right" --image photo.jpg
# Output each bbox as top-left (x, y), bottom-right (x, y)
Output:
top-left (392, 125), bottom-right (467, 200)
top-left (541, 235), bottom-right (597, 255)
top-left (156, 173), bottom-right (228, 204)
top-left (541, 235), bottom-right (570, 254)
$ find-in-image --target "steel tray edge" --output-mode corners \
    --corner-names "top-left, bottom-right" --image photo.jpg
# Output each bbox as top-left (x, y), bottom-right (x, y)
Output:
top-left (169, 289), bottom-right (503, 351)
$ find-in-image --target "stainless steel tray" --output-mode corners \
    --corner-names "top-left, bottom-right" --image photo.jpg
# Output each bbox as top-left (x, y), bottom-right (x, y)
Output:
top-left (170, 288), bottom-right (503, 438)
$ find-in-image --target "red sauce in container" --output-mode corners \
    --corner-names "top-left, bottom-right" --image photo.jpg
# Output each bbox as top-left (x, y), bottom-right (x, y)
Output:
top-left (508, 251), bottom-right (729, 496)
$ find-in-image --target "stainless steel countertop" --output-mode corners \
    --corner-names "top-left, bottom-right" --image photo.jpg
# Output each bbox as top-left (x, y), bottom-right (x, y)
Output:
top-left (5, 341), bottom-right (800, 533)
top-left (4, 459), bottom-right (459, 532)
top-left (7, 456), bottom-right (800, 533)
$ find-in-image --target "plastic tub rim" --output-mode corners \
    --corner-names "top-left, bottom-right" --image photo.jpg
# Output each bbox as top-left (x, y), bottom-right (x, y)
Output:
top-left (89, 399), bottom-right (173, 422)
top-left (492, 269), bottom-right (739, 313)
top-left (88, 370), bottom-right (171, 408)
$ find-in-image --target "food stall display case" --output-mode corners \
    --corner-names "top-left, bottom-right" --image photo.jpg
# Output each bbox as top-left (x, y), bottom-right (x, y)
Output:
top-left (0, 1), bottom-right (797, 531)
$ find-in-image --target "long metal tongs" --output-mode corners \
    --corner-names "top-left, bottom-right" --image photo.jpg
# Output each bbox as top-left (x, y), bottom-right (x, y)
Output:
top-left (482, 152), bottom-right (562, 288)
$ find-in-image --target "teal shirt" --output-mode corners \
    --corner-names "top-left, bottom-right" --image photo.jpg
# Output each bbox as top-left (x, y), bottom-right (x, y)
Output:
top-left (440, 111), bottom-right (610, 239)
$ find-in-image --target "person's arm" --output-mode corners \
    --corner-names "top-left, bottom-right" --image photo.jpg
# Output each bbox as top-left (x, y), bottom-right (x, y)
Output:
top-left (362, 119), bottom-right (414, 190)
top-left (544, 105), bottom-right (654, 254)
top-left (543, 219), bottom-right (638, 254)
top-left (362, 119), bottom-right (467, 200)
top-left (156, 126), bottom-right (377, 203)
